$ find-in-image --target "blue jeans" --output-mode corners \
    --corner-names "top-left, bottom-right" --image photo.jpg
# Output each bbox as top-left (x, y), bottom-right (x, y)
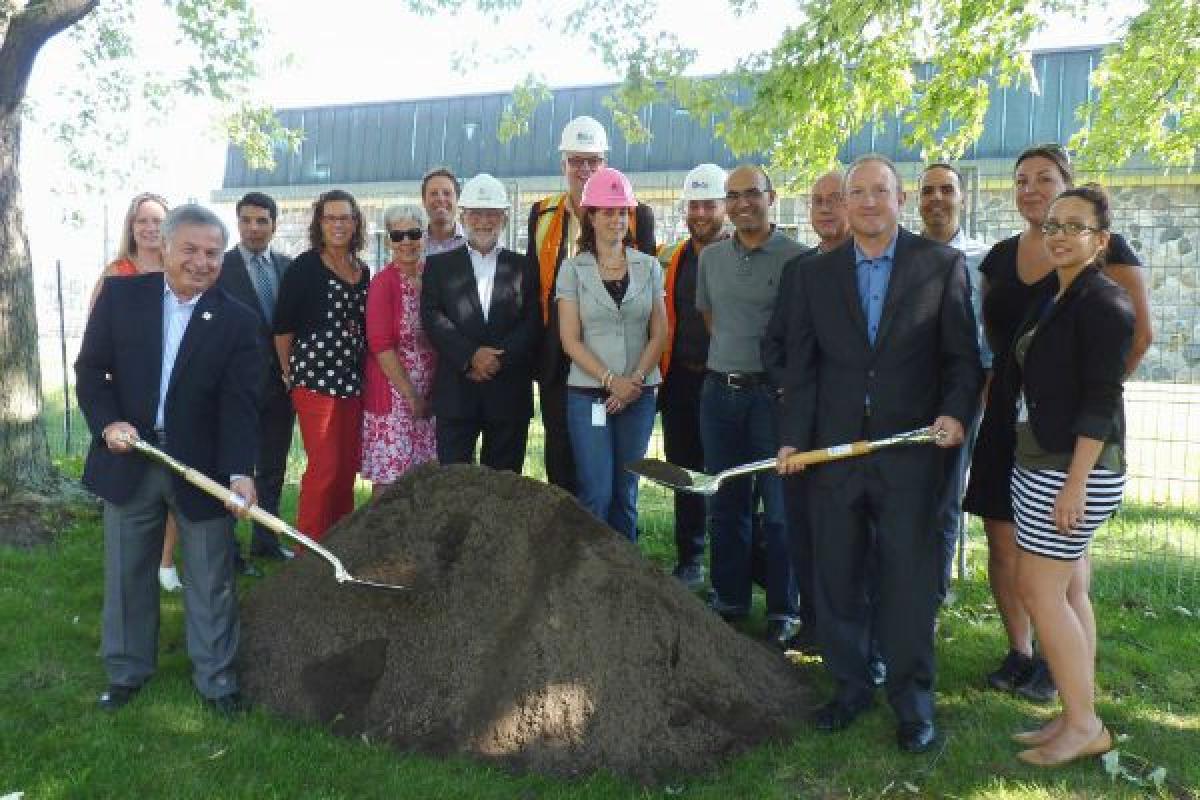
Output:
top-left (699, 375), bottom-right (798, 620)
top-left (566, 388), bottom-right (657, 541)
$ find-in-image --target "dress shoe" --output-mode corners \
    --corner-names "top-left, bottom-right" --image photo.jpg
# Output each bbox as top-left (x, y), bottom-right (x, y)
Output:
top-left (1012, 717), bottom-right (1062, 745)
top-left (158, 566), bottom-right (183, 592)
top-left (1017, 725), bottom-right (1112, 767)
top-left (671, 563), bottom-right (705, 592)
top-left (812, 696), bottom-right (874, 732)
top-left (764, 619), bottom-right (804, 651)
top-left (98, 684), bottom-right (140, 712)
top-left (204, 692), bottom-right (251, 717)
top-left (897, 720), bottom-right (937, 753)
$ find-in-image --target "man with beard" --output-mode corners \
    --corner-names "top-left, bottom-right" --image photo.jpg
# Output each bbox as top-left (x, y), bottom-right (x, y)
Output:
top-left (658, 163), bottom-right (727, 590)
top-left (697, 164), bottom-right (808, 649)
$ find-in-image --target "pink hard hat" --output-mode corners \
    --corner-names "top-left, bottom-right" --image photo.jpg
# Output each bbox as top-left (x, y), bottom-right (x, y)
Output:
top-left (581, 167), bottom-right (636, 209)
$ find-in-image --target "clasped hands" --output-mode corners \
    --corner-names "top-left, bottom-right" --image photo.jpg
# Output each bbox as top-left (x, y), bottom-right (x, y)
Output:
top-left (467, 346), bottom-right (504, 382)
top-left (774, 415), bottom-right (965, 475)
top-left (100, 421), bottom-right (256, 518)
top-left (605, 373), bottom-right (643, 414)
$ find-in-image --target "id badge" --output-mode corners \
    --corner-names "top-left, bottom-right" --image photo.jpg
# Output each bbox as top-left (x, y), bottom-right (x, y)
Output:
top-left (591, 400), bottom-right (607, 427)
top-left (1016, 391), bottom-right (1029, 424)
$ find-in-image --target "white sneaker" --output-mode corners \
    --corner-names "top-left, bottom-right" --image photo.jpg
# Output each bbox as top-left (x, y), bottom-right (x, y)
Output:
top-left (158, 566), bottom-right (183, 592)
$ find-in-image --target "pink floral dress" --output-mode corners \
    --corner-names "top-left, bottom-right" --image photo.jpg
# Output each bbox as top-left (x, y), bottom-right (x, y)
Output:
top-left (360, 263), bottom-right (437, 482)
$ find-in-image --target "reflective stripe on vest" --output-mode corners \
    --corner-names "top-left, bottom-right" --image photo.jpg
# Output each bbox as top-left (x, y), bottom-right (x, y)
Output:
top-left (657, 238), bottom-right (690, 377)
top-left (533, 192), bottom-right (639, 324)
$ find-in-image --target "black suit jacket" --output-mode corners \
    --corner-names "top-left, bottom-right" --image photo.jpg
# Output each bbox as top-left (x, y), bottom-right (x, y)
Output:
top-left (216, 247), bottom-right (292, 398)
top-left (780, 228), bottom-right (982, 488)
top-left (420, 246), bottom-right (540, 421)
top-left (526, 200), bottom-right (656, 384)
top-left (76, 273), bottom-right (263, 520)
top-left (1008, 265), bottom-right (1133, 454)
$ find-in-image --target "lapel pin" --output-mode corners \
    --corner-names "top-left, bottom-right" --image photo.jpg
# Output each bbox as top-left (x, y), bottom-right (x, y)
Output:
top-left (202, 311), bottom-right (213, 321)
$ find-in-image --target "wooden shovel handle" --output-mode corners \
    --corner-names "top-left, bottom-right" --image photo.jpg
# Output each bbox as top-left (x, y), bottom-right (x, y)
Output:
top-left (784, 440), bottom-right (872, 468)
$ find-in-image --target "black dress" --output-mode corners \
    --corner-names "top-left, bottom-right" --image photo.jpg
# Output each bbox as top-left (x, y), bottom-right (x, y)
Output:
top-left (963, 232), bottom-right (1140, 521)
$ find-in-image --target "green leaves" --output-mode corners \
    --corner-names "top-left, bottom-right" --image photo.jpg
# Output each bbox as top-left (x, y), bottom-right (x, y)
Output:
top-left (1069, 0), bottom-right (1200, 169)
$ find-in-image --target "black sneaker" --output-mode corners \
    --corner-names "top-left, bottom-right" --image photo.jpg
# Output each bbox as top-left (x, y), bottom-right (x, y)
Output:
top-left (1014, 656), bottom-right (1058, 703)
top-left (986, 649), bottom-right (1033, 692)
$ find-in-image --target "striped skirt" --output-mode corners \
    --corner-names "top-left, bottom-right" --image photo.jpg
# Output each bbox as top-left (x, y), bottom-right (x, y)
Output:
top-left (1011, 466), bottom-right (1125, 561)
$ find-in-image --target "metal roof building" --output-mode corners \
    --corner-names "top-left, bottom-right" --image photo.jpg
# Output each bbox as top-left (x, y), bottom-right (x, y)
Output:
top-left (216, 46), bottom-right (1108, 200)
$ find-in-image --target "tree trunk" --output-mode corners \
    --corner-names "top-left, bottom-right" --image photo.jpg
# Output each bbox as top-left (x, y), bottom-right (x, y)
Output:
top-left (0, 103), bottom-right (57, 498)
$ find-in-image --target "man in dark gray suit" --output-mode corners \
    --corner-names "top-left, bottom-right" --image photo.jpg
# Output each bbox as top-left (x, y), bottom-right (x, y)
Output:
top-left (77, 204), bottom-right (261, 715)
top-left (777, 155), bottom-right (982, 753)
top-left (216, 192), bottom-right (294, 565)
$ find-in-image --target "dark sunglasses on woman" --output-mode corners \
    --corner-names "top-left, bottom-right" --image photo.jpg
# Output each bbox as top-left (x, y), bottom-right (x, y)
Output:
top-left (389, 228), bottom-right (424, 242)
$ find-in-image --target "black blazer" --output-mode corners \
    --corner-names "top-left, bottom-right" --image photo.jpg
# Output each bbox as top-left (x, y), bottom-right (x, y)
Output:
top-left (761, 245), bottom-right (819, 390)
top-left (216, 246), bottom-right (292, 397)
top-left (420, 246), bottom-right (540, 421)
top-left (76, 273), bottom-right (263, 520)
top-left (779, 228), bottom-right (983, 488)
top-left (525, 200), bottom-right (657, 384)
top-left (1008, 265), bottom-right (1133, 454)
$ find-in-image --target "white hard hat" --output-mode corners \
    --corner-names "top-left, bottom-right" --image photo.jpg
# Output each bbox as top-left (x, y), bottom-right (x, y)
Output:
top-left (459, 173), bottom-right (509, 209)
top-left (558, 115), bottom-right (609, 154)
top-left (681, 163), bottom-right (728, 203)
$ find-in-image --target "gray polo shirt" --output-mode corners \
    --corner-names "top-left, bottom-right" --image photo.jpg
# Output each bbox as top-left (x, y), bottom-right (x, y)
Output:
top-left (696, 227), bottom-right (806, 373)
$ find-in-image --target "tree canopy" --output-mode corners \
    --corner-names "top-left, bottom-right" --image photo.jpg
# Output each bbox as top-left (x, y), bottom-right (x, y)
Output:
top-left (407, 0), bottom-right (1199, 178)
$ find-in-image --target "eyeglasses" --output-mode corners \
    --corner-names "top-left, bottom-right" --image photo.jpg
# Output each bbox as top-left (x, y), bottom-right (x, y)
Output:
top-left (388, 228), bottom-right (424, 242)
top-left (809, 193), bottom-right (843, 209)
top-left (1040, 221), bottom-right (1100, 236)
top-left (845, 186), bottom-right (895, 203)
top-left (725, 187), bottom-right (767, 203)
top-left (567, 156), bottom-right (603, 170)
top-left (322, 214), bottom-right (355, 226)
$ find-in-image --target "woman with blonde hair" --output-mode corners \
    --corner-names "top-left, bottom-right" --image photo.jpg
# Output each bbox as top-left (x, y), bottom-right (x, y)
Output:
top-left (89, 192), bottom-right (183, 592)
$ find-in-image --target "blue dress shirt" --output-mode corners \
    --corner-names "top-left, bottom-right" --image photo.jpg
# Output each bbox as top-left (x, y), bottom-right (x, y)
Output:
top-left (854, 234), bottom-right (897, 345)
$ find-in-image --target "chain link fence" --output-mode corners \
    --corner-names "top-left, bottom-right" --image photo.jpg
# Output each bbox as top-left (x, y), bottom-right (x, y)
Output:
top-left (36, 164), bottom-right (1199, 603)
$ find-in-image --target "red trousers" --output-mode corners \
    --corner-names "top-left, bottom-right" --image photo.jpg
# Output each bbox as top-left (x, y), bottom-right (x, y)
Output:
top-left (292, 387), bottom-right (362, 540)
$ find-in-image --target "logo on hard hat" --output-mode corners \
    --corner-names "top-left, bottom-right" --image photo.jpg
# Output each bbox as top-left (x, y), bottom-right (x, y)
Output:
top-left (577, 131), bottom-right (595, 144)
top-left (690, 180), bottom-right (709, 189)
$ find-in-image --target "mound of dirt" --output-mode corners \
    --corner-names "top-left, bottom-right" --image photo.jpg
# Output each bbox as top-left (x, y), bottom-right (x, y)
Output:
top-left (239, 464), bottom-right (809, 783)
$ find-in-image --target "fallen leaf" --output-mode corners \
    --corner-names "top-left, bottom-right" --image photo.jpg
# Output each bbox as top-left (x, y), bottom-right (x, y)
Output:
top-left (207, 748), bottom-right (226, 760)
top-left (1149, 766), bottom-right (1167, 788)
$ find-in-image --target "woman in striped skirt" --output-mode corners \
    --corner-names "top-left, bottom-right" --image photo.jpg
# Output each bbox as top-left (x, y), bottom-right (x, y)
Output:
top-left (1008, 184), bottom-right (1133, 766)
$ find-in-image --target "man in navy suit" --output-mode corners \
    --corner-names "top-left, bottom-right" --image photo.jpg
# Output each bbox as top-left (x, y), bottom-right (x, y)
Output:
top-left (421, 173), bottom-right (539, 471)
top-left (77, 204), bottom-right (262, 715)
top-left (777, 156), bottom-right (982, 753)
top-left (216, 192), bottom-right (294, 564)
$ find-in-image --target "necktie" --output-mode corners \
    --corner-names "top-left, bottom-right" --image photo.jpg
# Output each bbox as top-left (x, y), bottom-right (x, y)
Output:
top-left (250, 253), bottom-right (276, 322)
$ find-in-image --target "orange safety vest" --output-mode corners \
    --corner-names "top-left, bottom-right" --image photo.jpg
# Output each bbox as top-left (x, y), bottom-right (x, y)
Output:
top-left (656, 238), bottom-right (690, 378)
top-left (533, 192), bottom-right (638, 324)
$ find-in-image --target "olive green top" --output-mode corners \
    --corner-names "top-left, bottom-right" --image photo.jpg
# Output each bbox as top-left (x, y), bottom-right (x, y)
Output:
top-left (1013, 326), bottom-right (1124, 472)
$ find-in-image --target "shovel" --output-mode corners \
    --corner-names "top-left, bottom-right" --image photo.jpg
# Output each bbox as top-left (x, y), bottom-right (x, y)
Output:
top-left (125, 436), bottom-right (408, 592)
top-left (627, 426), bottom-right (944, 496)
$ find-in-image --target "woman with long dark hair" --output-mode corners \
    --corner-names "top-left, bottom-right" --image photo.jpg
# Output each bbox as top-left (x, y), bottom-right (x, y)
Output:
top-left (964, 145), bottom-right (1151, 701)
top-left (1008, 185), bottom-right (1130, 765)
top-left (556, 167), bottom-right (667, 541)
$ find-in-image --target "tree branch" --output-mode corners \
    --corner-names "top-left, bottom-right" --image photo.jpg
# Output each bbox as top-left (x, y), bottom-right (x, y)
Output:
top-left (0, 0), bottom-right (98, 113)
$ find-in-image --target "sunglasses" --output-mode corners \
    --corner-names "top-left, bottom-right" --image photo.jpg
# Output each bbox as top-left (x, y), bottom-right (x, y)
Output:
top-left (388, 228), bottom-right (424, 242)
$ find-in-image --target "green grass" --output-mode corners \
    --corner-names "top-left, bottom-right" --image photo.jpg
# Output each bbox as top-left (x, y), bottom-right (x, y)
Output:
top-left (1, 457), bottom-right (1198, 799)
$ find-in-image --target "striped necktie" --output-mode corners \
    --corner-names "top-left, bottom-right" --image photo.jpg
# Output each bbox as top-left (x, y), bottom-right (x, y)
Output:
top-left (249, 252), bottom-right (276, 322)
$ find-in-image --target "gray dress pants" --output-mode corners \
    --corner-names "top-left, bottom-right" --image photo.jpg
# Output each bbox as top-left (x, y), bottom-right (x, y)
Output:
top-left (102, 463), bottom-right (239, 698)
